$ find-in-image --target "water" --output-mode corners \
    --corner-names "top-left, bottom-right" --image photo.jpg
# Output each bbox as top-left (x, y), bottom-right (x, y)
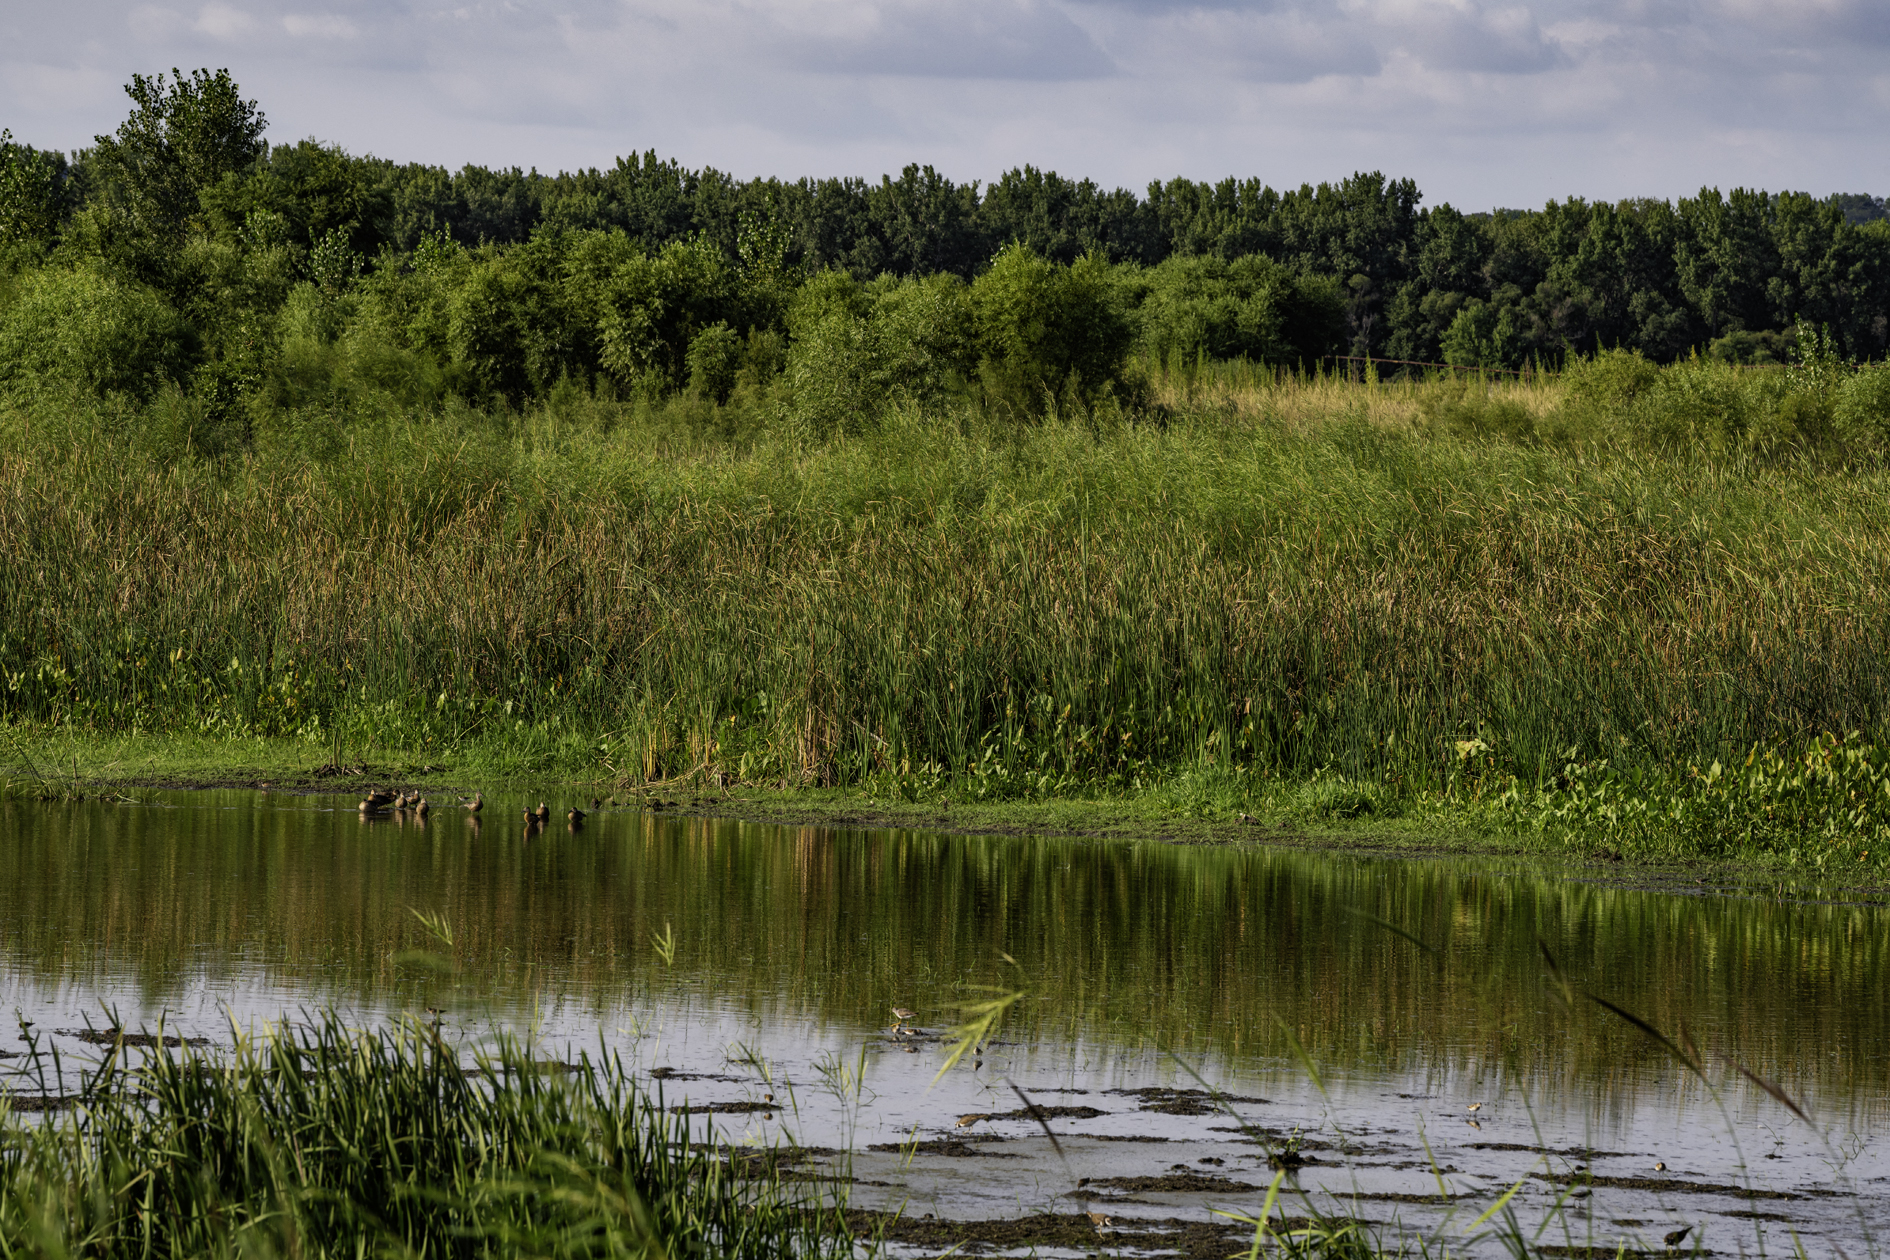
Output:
top-left (1, 788), bottom-right (1885, 1256)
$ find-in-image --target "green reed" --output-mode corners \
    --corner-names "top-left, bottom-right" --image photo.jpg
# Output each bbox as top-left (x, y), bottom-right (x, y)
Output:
top-left (4, 370), bottom-right (1890, 856)
top-left (0, 1012), bottom-right (848, 1259)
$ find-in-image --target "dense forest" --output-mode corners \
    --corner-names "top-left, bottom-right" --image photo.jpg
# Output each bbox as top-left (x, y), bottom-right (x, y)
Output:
top-left (3, 68), bottom-right (1889, 443)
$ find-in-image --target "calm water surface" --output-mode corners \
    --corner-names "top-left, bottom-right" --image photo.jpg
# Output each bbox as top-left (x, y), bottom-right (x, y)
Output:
top-left (1, 790), bottom-right (1885, 1256)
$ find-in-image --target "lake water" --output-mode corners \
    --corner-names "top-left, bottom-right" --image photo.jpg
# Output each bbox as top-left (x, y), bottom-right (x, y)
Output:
top-left (1, 789), bottom-right (1885, 1256)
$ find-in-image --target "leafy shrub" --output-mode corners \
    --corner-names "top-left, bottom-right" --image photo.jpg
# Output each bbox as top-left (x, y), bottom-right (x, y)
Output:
top-left (1560, 347), bottom-right (1659, 412)
top-left (1130, 253), bottom-right (1342, 368)
top-left (0, 264), bottom-right (190, 399)
top-left (1834, 362), bottom-right (1890, 450)
top-left (685, 321), bottom-right (743, 402)
top-left (1708, 328), bottom-right (1794, 365)
top-left (596, 237), bottom-right (739, 395)
top-left (970, 244), bottom-right (1131, 416)
top-left (1441, 298), bottom-right (1521, 369)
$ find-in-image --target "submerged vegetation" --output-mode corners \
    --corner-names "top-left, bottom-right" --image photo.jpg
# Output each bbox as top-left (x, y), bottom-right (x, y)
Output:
top-left (6, 71), bottom-right (1890, 867)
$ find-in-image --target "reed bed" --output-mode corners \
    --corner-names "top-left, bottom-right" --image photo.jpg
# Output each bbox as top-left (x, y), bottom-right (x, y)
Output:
top-left (0, 1013), bottom-right (846, 1259)
top-left (4, 369), bottom-right (1890, 858)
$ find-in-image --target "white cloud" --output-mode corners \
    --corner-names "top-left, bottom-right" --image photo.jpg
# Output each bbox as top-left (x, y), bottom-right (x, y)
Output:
top-left (282, 12), bottom-right (359, 38)
top-left (194, 2), bottom-right (257, 39)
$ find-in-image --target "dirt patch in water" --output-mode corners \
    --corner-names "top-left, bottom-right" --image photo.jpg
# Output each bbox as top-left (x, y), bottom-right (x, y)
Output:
top-left (991, 1104), bottom-right (1109, 1121)
top-left (845, 1209), bottom-right (1269, 1258)
top-left (671, 1100), bottom-right (777, 1115)
top-left (60, 1028), bottom-right (210, 1049)
top-left (2, 1093), bottom-right (84, 1112)
top-left (1532, 1171), bottom-right (1798, 1200)
top-left (1080, 1172), bottom-right (1261, 1195)
top-left (1105, 1086), bottom-right (1269, 1115)
top-left (867, 1138), bottom-right (1022, 1159)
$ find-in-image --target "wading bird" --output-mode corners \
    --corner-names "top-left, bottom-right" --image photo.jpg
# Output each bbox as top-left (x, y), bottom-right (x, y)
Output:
top-left (891, 1007), bottom-right (917, 1027)
top-left (1664, 1226), bottom-right (1692, 1249)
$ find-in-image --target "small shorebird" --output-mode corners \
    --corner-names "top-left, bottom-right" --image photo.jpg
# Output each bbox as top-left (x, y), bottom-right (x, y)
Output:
top-left (954, 1113), bottom-right (988, 1129)
top-left (1086, 1211), bottom-right (1114, 1231)
top-left (462, 791), bottom-right (484, 814)
top-left (891, 1007), bottom-right (918, 1027)
top-left (1466, 1102), bottom-right (1481, 1112)
top-left (1654, 1161), bottom-right (1667, 1172)
top-left (1663, 1226), bottom-right (1691, 1248)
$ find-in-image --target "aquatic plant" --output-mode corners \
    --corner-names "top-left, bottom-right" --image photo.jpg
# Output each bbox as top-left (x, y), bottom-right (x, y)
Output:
top-left (0, 1013), bottom-right (852, 1259)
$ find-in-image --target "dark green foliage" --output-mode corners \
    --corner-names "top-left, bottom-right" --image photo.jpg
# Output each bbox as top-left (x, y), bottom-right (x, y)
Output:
top-left (970, 245), bottom-right (1132, 414)
top-left (12, 66), bottom-right (1890, 439)
top-left (90, 67), bottom-right (267, 245)
top-left (1127, 254), bottom-right (1343, 368)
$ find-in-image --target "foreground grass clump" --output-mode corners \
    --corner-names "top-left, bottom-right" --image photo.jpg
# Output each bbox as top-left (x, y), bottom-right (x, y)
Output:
top-left (6, 358), bottom-right (1890, 864)
top-left (0, 1015), bottom-right (844, 1258)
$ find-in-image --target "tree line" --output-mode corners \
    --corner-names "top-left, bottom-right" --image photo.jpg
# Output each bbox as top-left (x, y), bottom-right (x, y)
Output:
top-left (3, 68), bottom-right (1888, 422)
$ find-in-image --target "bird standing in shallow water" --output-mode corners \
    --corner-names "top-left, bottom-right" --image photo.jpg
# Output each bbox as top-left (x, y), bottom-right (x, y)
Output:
top-left (415, 799), bottom-right (430, 819)
top-left (1664, 1226), bottom-right (1692, 1249)
top-left (462, 791), bottom-right (483, 814)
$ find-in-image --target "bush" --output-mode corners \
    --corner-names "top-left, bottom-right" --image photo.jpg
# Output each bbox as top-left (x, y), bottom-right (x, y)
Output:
top-left (1834, 362), bottom-right (1890, 450)
top-left (970, 244), bottom-right (1132, 415)
top-left (0, 264), bottom-right (190, 399)
top-left (1130, 254), bottom-right (1342, 368)
top-left (685, 321), bottom-right (742, 402)
top-left (1560, 347), bottom-right (1659, 412)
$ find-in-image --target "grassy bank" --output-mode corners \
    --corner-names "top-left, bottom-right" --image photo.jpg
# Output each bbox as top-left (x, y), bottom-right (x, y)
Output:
top-left (0, 1012), bottom-right (849, 1258)
top-left (7, 361), bottom-right (1890, 869)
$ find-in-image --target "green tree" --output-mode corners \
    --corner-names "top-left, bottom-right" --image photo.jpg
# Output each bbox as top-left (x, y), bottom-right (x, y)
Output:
top-left (92, 68), bottom-right (267, 242)
top-left (0, 131), bottom-right (65, 249)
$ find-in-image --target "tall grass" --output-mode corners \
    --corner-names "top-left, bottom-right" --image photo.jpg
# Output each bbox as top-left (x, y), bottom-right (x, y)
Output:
top-left (5, 359), bottom-right (1890, 856)
top-left (0, 1013), bottom-right (847, 1258)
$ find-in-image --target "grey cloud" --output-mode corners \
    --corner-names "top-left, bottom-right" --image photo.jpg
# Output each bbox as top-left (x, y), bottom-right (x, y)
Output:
top-left (788, 0), bottom-right (1118, 80)
top-left (1389, 5), bottom-right (1569, 73)
top-left (5, 0), bottom-right (1890, 209)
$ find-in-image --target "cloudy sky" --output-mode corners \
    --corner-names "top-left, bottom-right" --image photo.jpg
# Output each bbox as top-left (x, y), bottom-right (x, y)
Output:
top-left (4, 0), bottom-right (1887, 211)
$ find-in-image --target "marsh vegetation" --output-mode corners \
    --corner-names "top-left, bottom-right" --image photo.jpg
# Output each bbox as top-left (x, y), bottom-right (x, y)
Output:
top-left (8, 71), bottom-right (1890, 867)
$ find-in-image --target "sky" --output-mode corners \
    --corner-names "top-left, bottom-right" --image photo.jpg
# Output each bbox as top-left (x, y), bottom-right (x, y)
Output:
top-left (3, 0), bottom-right (1887, 212)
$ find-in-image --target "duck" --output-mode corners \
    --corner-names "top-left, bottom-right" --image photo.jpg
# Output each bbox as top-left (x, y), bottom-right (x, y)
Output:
top-left (359, 789), bottom-right (396, 813)
top-left (415, 798), bottom-right (430, 819)
top-left (567, 805), bottom-right (587, 824)
top-left (534, 801), bottom-right (551, 824)
top-left (461, 791), bottom-right (483, 814)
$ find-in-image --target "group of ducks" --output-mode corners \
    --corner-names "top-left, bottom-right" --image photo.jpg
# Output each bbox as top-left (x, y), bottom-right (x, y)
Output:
top-left (358, 788), bottom-right (591, 833)
top-left (357, 789), bottom-right (432, 818)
